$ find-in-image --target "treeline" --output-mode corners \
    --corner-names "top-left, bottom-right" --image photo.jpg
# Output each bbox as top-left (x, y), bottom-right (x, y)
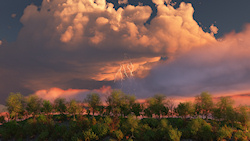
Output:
top-left (0, 90), bottom-right (249, 141)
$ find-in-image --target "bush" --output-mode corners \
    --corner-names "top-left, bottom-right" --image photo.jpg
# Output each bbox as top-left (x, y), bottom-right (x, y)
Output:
top-left (233, 130), bottom-right (249, 141)
top-left (135, 124), bottom-right (156, 141)
top-left (92, 123), bottom-right (109, 138)
top-left (38, 130), bottom-right (49, 141)
top-left (141, 118), bottom-right (159, 128)
top-left (200, 123), bottom-right (213, 141)
top-left (83, 129), bottom-right (99, 141)
top-left (104, 116), bottom-right (112, 126)
top-left (0, 120), bottom-right (19, 140)
top-left (51, 124), bottom-right (67, 140)
top-left (112, 130), bottom-right (124, 141)
top-left (185, 118), bottom-right (213, 140)
top-left (216, 125), bottom-right (233, 141)
top-left (37, 114), bottom-right (48, 124)
top-left (157, 119), bottom-right (182, 141)
top-left (168, 128), bottom-right (182, 141)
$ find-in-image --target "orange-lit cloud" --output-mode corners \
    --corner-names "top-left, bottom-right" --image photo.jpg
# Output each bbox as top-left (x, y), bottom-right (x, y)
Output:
top-left (121, 24), bottom-right (250, 99)
top-left (0, 0), bottom-right (244, 104)
top-left (34, 85), bottom-right (111, 102)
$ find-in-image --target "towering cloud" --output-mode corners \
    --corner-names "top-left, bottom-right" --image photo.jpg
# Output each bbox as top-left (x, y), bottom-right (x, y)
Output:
top-left (0, 0), bottom-right (217, 102)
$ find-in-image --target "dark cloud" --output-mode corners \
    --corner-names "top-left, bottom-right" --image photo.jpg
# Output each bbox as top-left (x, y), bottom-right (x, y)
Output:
top-left (121, 25), bottom-right (250, 98)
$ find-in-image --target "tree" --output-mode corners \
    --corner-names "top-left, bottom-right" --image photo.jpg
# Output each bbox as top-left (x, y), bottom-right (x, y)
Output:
top-left (26, 95), bottom-right (42, 119)
top-left (147, 94), bottom-right (167, 118)
top-left (85, 93), bottom-right (101, 116)
top-left (68, 99), bottom-right (81, 120)
top-left (127, 115), bottom-right (139, 137)
top-left (106, 90), bottom-right (124, 116)
top-left (120, 94), bottom-right (136, 117)
top-left (213, 97), bottom-right (234, 122)
top-left (6, 92), bottom-right (25, 120)
top-left (166, 98), bottom-right (175, 117)
top-left (195, 92), bottom-right (213, 119)
top-left (54, 98), bottom-right (67, 115)
top-left (175, 102), bottom-right (194, 119)
top-left (236, 106), bottom-right (249, 128)
top-left (131, 103), bottom-right (143, 118)
top-left (41, 100), bottom-right (53, 118)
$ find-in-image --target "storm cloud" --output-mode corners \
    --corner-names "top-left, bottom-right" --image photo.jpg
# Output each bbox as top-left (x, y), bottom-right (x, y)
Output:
top-left (121, 24), bottom-right (250, 98)
top-left (0, 0), bottom-right (217, 103)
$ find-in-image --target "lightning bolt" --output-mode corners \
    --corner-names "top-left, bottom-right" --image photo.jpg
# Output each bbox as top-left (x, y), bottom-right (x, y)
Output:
top-left (114, 62), bottom-right (134, 82)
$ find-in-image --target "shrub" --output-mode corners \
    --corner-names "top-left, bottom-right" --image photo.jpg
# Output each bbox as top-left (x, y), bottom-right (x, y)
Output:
top-left (83, 129), bottom-right (99, 141)
top-left (135, 124), bottom-right (156, 141)
top-left (92, 123), bottom-right (109, 138)
top-left (141, 118), bottom-right (159, 128)
top-left (157, 119), bottom-right (182, 141)
top-left (216, 125), bottom-right (233, 141)
top-left (185, 118), bottom-right (213, 140)
top-left (0, 120), bottom-right (19, 140)
top-left (37, 114), bottom-right (48, 124)
top-left (51, 124), bottom-right (67, 140)
top-left (38, 130), bottom-right (49, 141)
top-left (112, 130), bottom-right (124, 141)
top-left (168, 128), bottom-right (182, 141)
top-left (71, 132), bottom-right (83, 141)
top-left (233, 130), bottom-right (248, 141)
top-left (92, 117), bottom-right (97, 125)
top-left (199, 123), bottom-right (213, 141)
top-left (104, 116), bottom-right (112, 126)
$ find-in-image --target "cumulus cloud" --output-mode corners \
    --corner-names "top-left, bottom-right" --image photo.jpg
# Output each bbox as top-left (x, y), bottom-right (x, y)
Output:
top-left (118, 0), bottom-right (128, 5)
top-left (210, 24), bottom-right (218, 35)
top-left (0, 0), bottom-right (216, 103)
top-left (121, 24), bottom-right (250, 98)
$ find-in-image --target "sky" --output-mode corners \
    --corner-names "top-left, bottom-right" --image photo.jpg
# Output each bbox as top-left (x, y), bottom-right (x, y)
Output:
top-left (1, 0), bottom-right (250, 104)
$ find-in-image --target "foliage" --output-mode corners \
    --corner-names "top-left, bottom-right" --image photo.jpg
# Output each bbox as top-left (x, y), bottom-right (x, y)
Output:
top-left (146, 94), bottom-right (168, 118)
top-left (85, 93), bottom-right (101, 116)
top-left (26, 95), bottom-right (42, 118)
top-left (131, 103), bottom-right (142, 117)
top-left (68, 99), bottom-right (81, 120)
top-left (41, 100), bottom-right (53, 116)
top-left (112, 130), bottom-right (124, 141)
top-left (92, 123), bottom-right (109, 138)
top-left (233, 130), bottom-right (249, 141)
top-left (6, 92), bottom-right (25, 120)
top-left (216, 125), bottom-right (233, 141)
top-left (83, 129), bottom-right (99, 141)
top-left (1, 90), bottom-right (250, 141)
top-left (0, 120), bottom-right (19, 140)
top-left (54, 97), bottom-right (67, 115)
top-left (38, 130), bottom-right (49, 141)
top-left (195, 92), bottom-right (213, 119)
top-left (175, 102), bottom-right (194, 119)
top-left (185, 118), bottom-right (213, 140)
